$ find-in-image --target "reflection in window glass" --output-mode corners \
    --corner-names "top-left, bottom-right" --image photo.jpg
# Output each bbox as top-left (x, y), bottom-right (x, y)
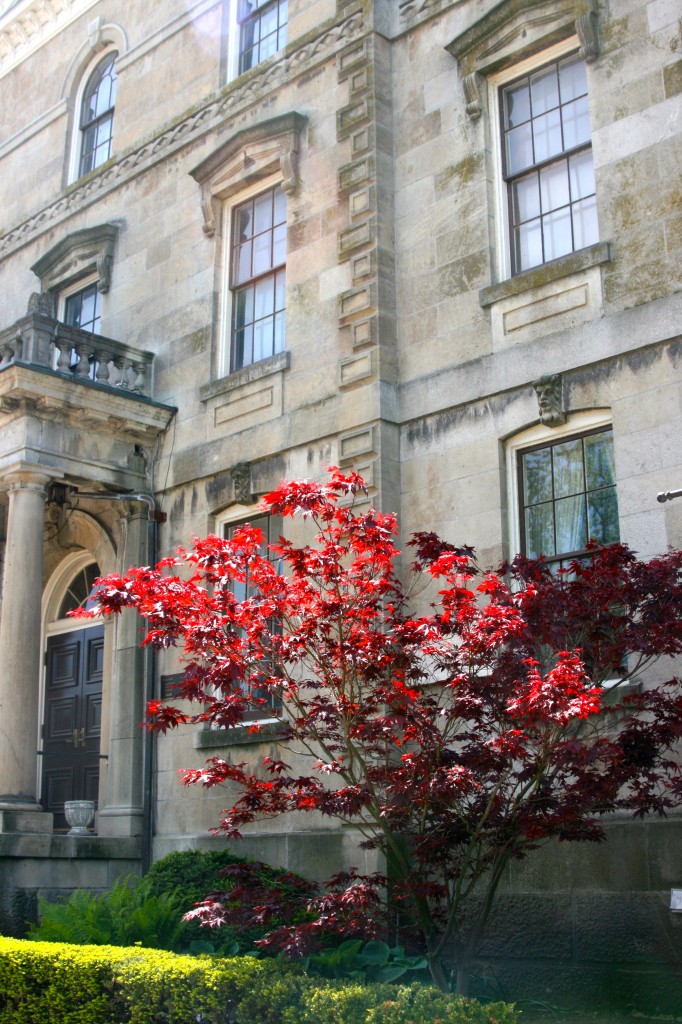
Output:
top-left (238, 0), bottom-right (288, 74)
top-left (79, 53), bottom-right (117, 177)
top-left (502, 54), bottom-right (598, 274)
top-left (519, 428), bottom-right (619, 568)
top-left (58, 562), bottom-right (102, 619)
top-left (230, 185), bottom-right (286, 372)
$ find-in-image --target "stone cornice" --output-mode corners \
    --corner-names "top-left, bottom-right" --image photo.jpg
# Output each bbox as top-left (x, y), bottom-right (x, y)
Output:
top-left (0, 0), bottom-right (99, 79)
top-left (0, 362), bottom-right (175, 446)
top-left (0, 9), bottom-right (365, 263)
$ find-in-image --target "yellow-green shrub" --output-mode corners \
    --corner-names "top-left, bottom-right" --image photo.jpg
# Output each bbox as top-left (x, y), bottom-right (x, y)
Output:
top-left (0, 938), bottom-right (518, 1024)
top-left (0, 937), bottom-right (273, 1024)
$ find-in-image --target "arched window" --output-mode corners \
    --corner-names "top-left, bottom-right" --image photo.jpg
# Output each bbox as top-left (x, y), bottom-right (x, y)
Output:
top-left (79, 52), bottom-right (117, 177)
top-left (57, 561), bottom-right (102, 619)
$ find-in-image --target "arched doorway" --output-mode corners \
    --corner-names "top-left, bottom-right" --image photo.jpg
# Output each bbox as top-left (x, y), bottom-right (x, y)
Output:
top-left (41, 560), bottom-right (104, 830)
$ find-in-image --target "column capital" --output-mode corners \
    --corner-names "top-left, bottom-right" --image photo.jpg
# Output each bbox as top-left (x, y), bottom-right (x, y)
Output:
top-left (0, 464), bottom-right (60, 496)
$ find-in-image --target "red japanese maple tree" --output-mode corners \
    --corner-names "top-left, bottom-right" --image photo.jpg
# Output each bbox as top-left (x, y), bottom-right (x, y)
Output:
top-left (81, 470), bottom-right (682, 992)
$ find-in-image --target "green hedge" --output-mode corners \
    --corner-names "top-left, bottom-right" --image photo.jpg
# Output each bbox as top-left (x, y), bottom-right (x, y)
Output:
top-left (0, 938), bottom-right (518, 1024)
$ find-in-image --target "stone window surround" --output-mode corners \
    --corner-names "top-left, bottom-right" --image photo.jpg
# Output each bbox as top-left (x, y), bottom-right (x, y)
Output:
top-left (64, 19), bottom-right (127, 186)
top-left (505, 407), bottom-right (614, 563)
top-left (447, 0), bottom-right (600, 284)
top-left (190, 111), bottom-right (306, 383)
top-left (30, 223), bottom-right (119, 305)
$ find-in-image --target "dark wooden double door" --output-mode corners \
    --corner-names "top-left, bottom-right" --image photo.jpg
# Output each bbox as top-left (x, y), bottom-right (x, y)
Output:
top-left (42, 626), bottom-right (104, 830)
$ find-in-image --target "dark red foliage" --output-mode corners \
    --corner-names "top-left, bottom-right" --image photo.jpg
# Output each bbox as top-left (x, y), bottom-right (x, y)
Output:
top-left (75, 470), bottom-right (682, 990)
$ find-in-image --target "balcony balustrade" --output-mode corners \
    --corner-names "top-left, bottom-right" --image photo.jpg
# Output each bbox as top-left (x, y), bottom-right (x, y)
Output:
top-left (0, 311), bottom-right (153, 397)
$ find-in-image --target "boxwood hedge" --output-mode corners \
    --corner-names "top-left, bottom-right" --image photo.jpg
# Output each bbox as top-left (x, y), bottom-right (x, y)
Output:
top-left (0, 937), bottom-right (518, 1024)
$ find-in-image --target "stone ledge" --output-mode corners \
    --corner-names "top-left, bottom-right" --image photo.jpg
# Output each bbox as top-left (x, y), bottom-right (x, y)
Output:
top-left (0, 833), bottom-right (141, 858)
top-left (193, 720), bottom-right (287, 749)
top-left (479, 241), bottom-right (613, 308)
top-left (199, 351), bottom-right (290, 403)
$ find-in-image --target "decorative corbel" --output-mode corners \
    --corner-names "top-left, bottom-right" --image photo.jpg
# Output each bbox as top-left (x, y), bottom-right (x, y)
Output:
top-left (576, 1), bottom-right (599, 62)
top-left (532, 374), bottom-right (567, 427)
top-left (463, 72), bottom-right (483, 120)
top-left (200, 187), bottom-right (219, 237)
top-left (96, 233), bottom-right (115, 292)
top-left (280, 141), bottom-right (300, 195)
top-left (231, 462), bottom-right (253, 505)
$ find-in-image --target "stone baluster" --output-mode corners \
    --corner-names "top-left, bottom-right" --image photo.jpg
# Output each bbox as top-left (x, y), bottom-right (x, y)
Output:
top-left (55, 332), bottom-right (73, 373)
top-left (132, 361), bottom-right (147, 394)
top-left (72, 343), bottom-right (92, 379)
top-left (112, 356), bottom-right (128, 388)
top-left (94, 346), bottom-right (112, 384)
top-left (0, 468), bottom-right (52, 812)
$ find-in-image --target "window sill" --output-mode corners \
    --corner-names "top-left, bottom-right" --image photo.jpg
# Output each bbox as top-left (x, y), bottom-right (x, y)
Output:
top-left (479, 241), bottom-right (613, 309)
top-left (199, 351), bottom-right (290, 404)
top-left (193, 719), bottom-right (287, 749)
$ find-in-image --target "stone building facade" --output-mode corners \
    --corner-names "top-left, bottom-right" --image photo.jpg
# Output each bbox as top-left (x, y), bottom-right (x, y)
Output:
top-left (0, 0), bottom-right (681, 1008)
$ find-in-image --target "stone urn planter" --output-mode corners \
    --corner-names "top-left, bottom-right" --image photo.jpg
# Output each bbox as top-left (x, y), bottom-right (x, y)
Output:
top-left (64, 800), bottom-right (95, 836)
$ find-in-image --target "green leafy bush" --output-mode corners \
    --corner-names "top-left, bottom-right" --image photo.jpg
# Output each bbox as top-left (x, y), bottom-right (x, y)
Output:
top-left (237, 974), bottom-right (517, 1024)
top-left (28, 876), bottom-right (186, 951)
top-left (144, 848), bottom-right (314, 952)
top-left (29, 850), bottom-right (313, 956)
top-left (304, 939), bottom-right (428, 984)
top-left (0, 938), bottom-right (518, 1024)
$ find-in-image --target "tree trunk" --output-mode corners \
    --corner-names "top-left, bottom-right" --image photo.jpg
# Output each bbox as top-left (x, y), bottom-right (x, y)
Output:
top-left (426, 950), bottom-right (451, 992)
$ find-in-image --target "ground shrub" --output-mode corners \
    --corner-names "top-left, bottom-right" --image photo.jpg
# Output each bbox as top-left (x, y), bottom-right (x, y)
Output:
top-left (0, 938), bottom-right (518, 1024)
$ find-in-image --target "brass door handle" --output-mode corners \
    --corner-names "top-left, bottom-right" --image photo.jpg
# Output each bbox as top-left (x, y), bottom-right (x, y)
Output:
top-left (69, 728), bottom-right (86, 748)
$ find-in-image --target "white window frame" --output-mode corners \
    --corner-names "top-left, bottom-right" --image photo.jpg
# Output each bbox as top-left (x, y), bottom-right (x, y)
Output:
top-left (506, 409), bottom-right (615, 562)
top-left (218, 172), bottom-right (284, 378)
top-left (67, 46), bottom-right (118, 185)
top-left (224, 0), bottom-right (288, 82)
top-left (488, 36), bottom-right (595, 282)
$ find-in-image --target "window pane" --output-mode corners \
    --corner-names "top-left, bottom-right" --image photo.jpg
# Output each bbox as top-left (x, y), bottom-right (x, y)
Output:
top-left (272, 223), bottom-right (287, 266)
top-left (540, 160), bottom-right (570, 212)
top-left (274, 310), bottom-right (285, 352)
top-left (558, 57), bottom-right (587, 102)
top-left (525, 503), bottom-right (555, 558)
top-left (275, 268), bottom-right (286, 310)
top-left (542, 206), bottom-right (572, 262)
top-left (254, 192), bottom-right (273, 234)
top-left (253, 316), bottom-right (274, 362)
top-left (514, 219), bottom-right (543, 271)
top-left (561, 95), bottom-right (591, 149)
top-left (553, 438), bottom-right (584, 497)
top-left (555, 494), bottom-right (587, 553)
top-left (569, 150), bottom-right (595, 200)
top-left (254, 276), bottom-right (275, 319)
top-left (233, 324), bottom-right (253, 369)
top-left (512, 174), bottom-right (541, 223)
top-left (253, 231), bottom-right (273, 276)
top-left (530, 65), bottom-right (560, 115)
top-left (234, 240), bottom-right (252, 284)
top-left (506, 122), bottom-right (534, 175)
top-left (237, 204), bottom-right (254, 241)
top-left (588, 488), bottom-right (620, 544)
top-left (504, 82), bottom-right (531, 129)
top-left (572, 195), bottom-right (599, 250)
top-left (532, 108), bottom-right (562, 163)
top-left (584, 431), bottom-right (615, 489)
top-left (523, 447), bottom-right (553, 504)
top-left (234, 285), bottom-right (254, 329)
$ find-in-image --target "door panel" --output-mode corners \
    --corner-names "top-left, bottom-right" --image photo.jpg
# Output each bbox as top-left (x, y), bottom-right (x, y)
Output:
top-left (42, 626), bottom-right (104, 830)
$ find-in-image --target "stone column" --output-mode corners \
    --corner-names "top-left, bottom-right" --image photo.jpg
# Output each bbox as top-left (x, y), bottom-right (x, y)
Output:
top-left (0, 468), bottom-right (53, 828)
top-left (98, 507), bottom-right (149, 837)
